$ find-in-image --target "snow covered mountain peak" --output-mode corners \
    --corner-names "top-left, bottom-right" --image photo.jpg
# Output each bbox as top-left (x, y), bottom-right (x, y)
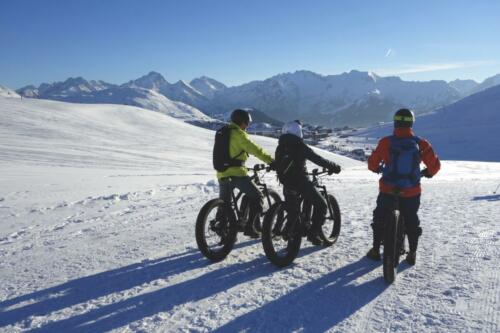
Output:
top-left (125, 71), bottom-right (169, 91)
top-left (17, 77), bottom-right (115, 99)
top-left (190, 76), bottom-right (226, 98)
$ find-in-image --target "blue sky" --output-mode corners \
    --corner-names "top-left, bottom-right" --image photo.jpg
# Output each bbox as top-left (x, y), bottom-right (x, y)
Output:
top-left (1, 0), bottom-right (499, 88)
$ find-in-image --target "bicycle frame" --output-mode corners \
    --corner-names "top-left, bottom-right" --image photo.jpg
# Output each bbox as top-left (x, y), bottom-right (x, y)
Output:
top-left (309, 169), bottom-right (336, 222)
top-left (388, 190), bottom-right (407, 256)
top-left (227, 164), bottom-right (275, 222)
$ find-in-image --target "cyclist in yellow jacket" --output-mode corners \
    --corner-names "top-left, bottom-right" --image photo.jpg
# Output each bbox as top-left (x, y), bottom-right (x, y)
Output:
top-left (217, 109), bottom-right (274, 238)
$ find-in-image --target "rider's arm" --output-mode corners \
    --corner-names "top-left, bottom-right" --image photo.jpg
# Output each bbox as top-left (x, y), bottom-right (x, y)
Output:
top-left (238, 132), bottom-right (274, 164)
top-left (419, 139), bottom-right (441, 176)
top-left (303, 144), bottom-right (339, 170)
top-left (368, 137), bottom-right (390, 173)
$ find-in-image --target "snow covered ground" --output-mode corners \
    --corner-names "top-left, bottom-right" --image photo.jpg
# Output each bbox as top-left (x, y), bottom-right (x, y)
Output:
top-left (0, 97), bottom-right (499, 332)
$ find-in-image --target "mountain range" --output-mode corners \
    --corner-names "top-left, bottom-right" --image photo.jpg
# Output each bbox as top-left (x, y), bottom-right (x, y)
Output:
top-left (14, 70), bottom-right (500, 127)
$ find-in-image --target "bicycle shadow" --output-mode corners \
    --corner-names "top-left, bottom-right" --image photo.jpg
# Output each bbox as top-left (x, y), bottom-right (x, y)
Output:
top-left (25, 254), bottom-right (278, 332)
top-left (0, 240), bottom-right (258, 328)
top-left (213, 257), bottom-right (387, 333)
top-left (472, 194), bottom-right (500, 202)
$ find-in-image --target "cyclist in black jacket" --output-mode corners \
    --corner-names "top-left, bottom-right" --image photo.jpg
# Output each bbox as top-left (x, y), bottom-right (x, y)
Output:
top-left (275, 120), bottom-right (341, 245)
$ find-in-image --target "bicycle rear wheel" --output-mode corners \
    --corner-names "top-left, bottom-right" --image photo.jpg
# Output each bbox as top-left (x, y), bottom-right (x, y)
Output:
top-left (261, 202), bottom-right (302, 268)
top-left (195, 199), bottom-right (237, 262)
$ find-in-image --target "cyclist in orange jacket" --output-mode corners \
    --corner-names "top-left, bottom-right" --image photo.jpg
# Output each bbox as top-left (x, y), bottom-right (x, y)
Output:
top-left (367, 108), bottom-right (440, 265)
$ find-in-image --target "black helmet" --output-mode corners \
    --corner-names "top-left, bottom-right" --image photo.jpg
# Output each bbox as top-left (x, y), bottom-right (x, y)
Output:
top-left (230, 109), bottom-right (252, 125)
top-left (394, 108), bottom-right (415, 128)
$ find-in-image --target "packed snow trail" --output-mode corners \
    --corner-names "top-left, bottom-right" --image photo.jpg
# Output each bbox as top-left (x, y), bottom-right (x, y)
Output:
top-left (0, 97), bottom-right (498, 332)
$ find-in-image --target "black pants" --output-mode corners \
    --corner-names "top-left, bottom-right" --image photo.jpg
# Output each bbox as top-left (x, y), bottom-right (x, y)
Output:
top-left (372, 192), bottom-right (421, 251)
top-left (284, 180), bottom-right (327, 229)
top-left (219, 176), bottom-right (263, 226)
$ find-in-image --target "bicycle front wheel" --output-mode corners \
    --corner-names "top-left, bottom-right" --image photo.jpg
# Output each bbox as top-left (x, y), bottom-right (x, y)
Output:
top-left (261, 202), bottom-right (302, 268)
top-left (383, 210), bottom-right (400, 284)
top-left (319, 194), bottom-right (341, 246)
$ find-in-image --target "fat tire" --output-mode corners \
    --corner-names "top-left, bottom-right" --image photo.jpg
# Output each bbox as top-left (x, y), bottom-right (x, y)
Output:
top-left (261, 202), bottom-right (302, 268)
top-left (255, 189), bottom-right (281, 232)
top-left (195, 199), bottom-right (237, 262)
top-left (383, 211), bottom-right (399, 284)
top-left (318, 194), bottom-right (341, 246)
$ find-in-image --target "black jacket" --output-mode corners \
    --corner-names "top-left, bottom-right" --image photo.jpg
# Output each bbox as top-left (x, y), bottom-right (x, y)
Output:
top-left (276, 134), bottom-right (339, 187)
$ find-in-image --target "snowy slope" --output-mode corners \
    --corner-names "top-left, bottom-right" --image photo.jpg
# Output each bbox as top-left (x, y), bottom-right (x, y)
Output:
top-left (0, 97), bottom-right (356, 170)
top-left (75, 86), bottom-right (215, 123)
top-left (0, 97), bottom-right (498, 333)
top-left (358, 83), bottom-right (500, 162)
top-left (0, 85), bottom-right (20, 98)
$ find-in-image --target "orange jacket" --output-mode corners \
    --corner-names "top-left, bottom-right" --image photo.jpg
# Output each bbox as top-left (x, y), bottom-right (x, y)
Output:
top-left (368, 128), bottom-right (441, 197)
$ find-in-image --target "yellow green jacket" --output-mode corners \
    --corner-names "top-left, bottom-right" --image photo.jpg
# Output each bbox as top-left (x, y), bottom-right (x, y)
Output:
top-left (216, 122), bottom-right (274, 179)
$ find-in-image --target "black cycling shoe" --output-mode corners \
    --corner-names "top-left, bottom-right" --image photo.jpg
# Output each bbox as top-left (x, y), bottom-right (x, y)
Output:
top-left (405, 251), bottom-right (416, 266)
top-left (307, 231), bottom-right (323, 246)
top-left (366, 247), bottom-right (381, 261)
top-left (244, 227), bottom-right (260, 239)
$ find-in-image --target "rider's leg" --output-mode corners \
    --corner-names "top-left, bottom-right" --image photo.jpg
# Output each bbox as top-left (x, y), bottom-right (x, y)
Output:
top-left (232, 176), bottom-right (263, 237)
top-left (368, 192), bottom-right (393, 260)
top-left (217, 177), bottom-right (232, 220)
top-left (218, 177), bottom-right (232, 202)
top-left (300, 180), bottom-right (327, 244)
top-left (283, 186), bottom-right (300, 236)
top-left (400, 194), bottom-right (422, 255)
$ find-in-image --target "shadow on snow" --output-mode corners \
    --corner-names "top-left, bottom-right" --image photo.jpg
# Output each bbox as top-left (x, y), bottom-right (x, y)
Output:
top-left (0, 241), bottom-right (389, 332)
top-left (0, 240), bottom-right (256, 329)
top-left (472, 194), bottom-right (500, 202)
top-left (214, 257), bottom-right (387, 333)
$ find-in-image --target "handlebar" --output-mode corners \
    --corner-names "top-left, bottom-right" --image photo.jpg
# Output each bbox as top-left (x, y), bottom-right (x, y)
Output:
top-left (374, 166), bottom-right (431, 178)
top-left (247, 164), bottom-right (272, 173)
top-left (307, 168), bottom-right (329, 176)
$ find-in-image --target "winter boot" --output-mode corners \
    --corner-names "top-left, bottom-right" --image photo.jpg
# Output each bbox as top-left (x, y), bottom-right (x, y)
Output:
top-left (406, 251), bottom-right (416, 265)
top-left (407, 227), bottom-right (422, 252)
top-left (244, 215), bottom-right (260, 239)
top-left (366, 247), bottom-right (381, 261)
top-left (307, 223), bottom-right (323, 246)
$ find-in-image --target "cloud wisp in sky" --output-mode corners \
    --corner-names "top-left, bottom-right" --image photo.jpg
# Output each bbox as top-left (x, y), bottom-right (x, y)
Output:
top-left (385, 49), bottom-right (394, 57)
top-left (373, 60), bottom-right (496, 76)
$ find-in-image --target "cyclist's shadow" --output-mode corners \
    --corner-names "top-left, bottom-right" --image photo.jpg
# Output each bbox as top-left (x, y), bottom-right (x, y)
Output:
top-left (0, 240), bottom-right (258, 329)
top-left (214, 257), bottom-right (387, 332)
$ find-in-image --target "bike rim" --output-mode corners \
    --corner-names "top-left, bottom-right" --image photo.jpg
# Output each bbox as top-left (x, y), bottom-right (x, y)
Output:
top-left (270, 206), bottom-right (293, 257)
top-left (204, 203), bottom-right (230, 253)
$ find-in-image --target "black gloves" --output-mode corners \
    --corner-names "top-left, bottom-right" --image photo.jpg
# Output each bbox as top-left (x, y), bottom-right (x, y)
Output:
top-left (421, 168), bottom-right (432, 178)
top-left (328, 163), bottom-right (341, 175)
top-left (268, 161), bottom-right (277, 171)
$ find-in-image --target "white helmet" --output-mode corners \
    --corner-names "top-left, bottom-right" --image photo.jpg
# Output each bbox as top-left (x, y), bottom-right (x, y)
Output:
top-left (282, 120), bottom-right (303, 138)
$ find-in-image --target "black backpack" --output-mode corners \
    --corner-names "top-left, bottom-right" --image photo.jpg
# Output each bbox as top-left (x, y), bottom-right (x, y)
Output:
top-left (275, 142), bottom-right (298, 185)
top-left (213, 125), bottom-right (244, 172)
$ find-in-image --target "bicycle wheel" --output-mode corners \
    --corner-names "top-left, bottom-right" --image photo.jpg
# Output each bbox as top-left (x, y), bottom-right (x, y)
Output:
top-left (195, 198), bottom-right (237, 262)
top-left (261, 202), bottom-right (302, 268)
top-left (395, 216), bottom-right (406, 267)
top-left (383, 210), bottom-right (400, 284)
top-left (319, 194), bottom-right (341, 246)
top-left (254, 189), bottom-right (281, 232)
